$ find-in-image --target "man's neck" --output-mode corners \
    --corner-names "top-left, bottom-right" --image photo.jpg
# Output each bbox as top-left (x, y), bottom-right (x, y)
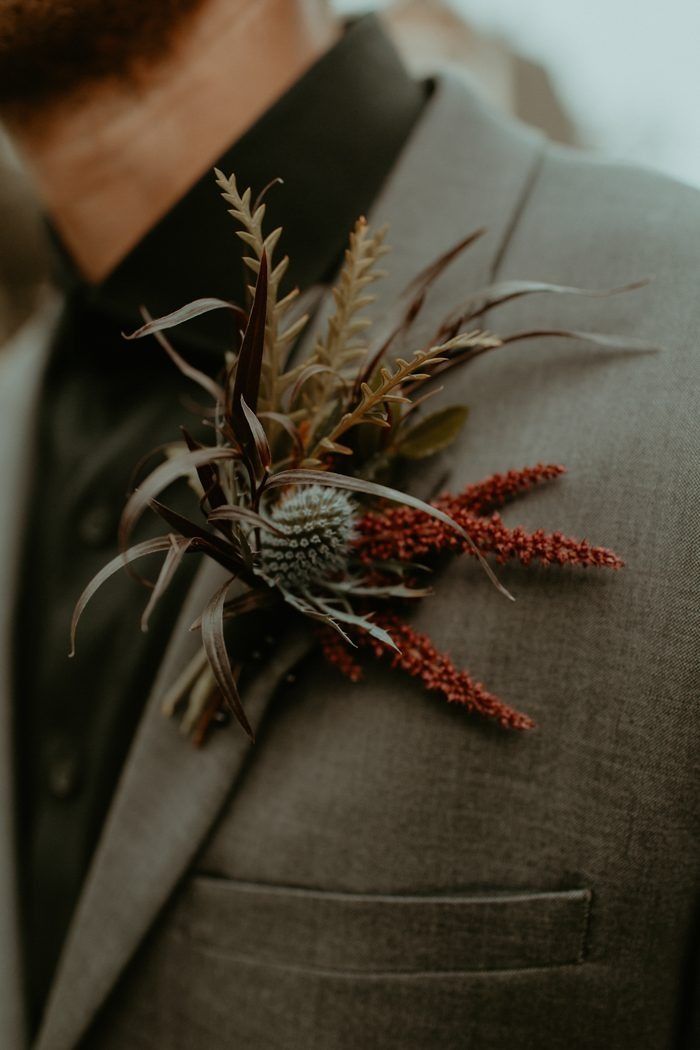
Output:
top-left (7, 0), bottom-right (340, 283)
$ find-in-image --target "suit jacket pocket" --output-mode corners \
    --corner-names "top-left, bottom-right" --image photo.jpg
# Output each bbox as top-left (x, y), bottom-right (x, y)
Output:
top-left (172, 876), bottom-right (591, 974)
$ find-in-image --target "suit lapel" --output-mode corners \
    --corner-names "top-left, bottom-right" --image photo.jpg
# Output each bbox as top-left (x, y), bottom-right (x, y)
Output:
top-left (0, 293), bottom-right (63, 1050)
top-left (35, 72), bottom-right (544, 1050)
top-left (34, 559), bottom-right (316, 1050)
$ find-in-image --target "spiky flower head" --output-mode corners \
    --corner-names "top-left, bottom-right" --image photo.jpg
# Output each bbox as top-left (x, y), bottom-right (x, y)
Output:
top-left (261, 485), bottom-right (355, 592)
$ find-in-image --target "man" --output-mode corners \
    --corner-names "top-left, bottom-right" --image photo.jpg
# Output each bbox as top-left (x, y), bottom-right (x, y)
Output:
top-left (0, 1), bottom-right (698, 1047)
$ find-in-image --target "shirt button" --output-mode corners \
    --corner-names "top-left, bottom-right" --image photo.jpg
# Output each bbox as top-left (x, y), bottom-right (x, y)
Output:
top-left (78, 503), bottom-right (114, 548)
top-left (45, 738), bottom-right (82, 801)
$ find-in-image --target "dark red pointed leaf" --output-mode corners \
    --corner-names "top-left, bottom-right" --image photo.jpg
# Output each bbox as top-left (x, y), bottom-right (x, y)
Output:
top-left (448, 278), bottom-right (651, 327)
top-left (500, 328), bottom-right (660, 351)
top-left (124, 298), bottom-right (246, 340)
top-left (425, 326), bottom-right (659, 383)
top-left (258, 411), bottom-right (303, 458)
top-left (402, 227), bottom-right (487, 299)
top-left (119, 447), bottom-right (241, 550)
top-left (189, 586), bottom-right (274, 631)
top-left (357, 230), bottom-right (487, 389)
top-left (140, 536), bottom-right (193, 631)
top-left (70, 536), bottom-right (176, 656)
top-left (181, 428), bottom-right (227, 510)
top-left (142, 318), bottom-right (224, 404)
top-left (227, 252), bottom-right (269, 435)
top-left (200, 577), bottom-right (255, 741)
top-left (240, 395), bottom-right (271, 471)
top-left (149, 499), bottom-right (246, 574)
top-left (208, 503), bottom-right (282, 534)
top-left (289, 363), bottom-right (345, 406)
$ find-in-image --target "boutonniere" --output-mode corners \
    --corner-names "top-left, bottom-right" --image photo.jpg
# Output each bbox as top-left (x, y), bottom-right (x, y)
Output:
top-left (70, 171), bottom-right (651, 745)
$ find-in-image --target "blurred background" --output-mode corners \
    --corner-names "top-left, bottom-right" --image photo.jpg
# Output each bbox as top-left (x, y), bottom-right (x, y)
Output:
top-left (339, 0), bottom-right (700, 186)
top-left (1, 0), bottom-right (698, 343)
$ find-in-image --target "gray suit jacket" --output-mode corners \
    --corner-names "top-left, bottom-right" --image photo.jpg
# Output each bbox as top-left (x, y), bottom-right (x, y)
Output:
top-left (1, 73), bottom-right (698, 1050)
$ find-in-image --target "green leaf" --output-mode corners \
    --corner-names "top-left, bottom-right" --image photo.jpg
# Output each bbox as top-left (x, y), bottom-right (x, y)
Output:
top-left (396, 405), bottom-right (469, 460)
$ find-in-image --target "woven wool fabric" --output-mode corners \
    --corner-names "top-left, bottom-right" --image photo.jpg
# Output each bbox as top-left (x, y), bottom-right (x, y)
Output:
top-left (1, 66), bottom-right (698, 1050)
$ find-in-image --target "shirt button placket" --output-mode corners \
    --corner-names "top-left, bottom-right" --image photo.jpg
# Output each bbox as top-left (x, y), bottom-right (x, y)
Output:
top-left (45, 736), bottom-right (82, 801)
top-left (77, 503), bottom-right (114, 548)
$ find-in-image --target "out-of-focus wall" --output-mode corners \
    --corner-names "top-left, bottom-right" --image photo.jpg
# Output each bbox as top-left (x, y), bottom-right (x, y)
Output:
top-left (382, 0), bottom-right (577, 146)
top-left (337, 0), bottom-right (700, 190)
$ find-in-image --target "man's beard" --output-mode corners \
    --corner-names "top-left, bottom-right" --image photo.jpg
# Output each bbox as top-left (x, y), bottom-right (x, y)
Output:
top-left (0, 0), bottom-right (207, 109)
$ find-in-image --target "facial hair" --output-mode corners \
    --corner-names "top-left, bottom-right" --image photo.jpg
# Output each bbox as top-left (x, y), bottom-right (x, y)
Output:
top-left (0, 0), bottom-right (207, 109)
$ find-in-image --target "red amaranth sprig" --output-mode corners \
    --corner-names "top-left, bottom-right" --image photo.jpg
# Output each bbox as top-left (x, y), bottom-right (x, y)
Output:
top-left (448, 463), bottom-right (566, 516)
top-left (355, 465), bottom-right (623, 570)
top-left (319, 614), bottom-right (534, 731)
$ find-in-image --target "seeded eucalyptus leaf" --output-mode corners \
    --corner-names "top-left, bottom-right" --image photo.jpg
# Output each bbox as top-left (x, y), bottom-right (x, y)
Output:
top-left (396, 405), bottom-right (469, 460)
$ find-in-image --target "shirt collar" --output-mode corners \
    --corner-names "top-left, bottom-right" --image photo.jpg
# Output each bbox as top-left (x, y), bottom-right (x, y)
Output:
top-left (52, 14), bottom-right (426, 349)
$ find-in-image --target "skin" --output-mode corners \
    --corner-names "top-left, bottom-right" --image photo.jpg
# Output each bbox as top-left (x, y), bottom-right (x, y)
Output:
top-left (2, 0), bottom-right (339, 282)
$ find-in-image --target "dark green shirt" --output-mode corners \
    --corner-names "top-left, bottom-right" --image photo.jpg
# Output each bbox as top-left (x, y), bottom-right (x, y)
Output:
top-left (14, 14), bottom-right (426, 1029)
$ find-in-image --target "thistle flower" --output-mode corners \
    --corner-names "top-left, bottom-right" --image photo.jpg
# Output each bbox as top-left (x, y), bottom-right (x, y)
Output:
top-left (260, 485), bottom-right (356, 591)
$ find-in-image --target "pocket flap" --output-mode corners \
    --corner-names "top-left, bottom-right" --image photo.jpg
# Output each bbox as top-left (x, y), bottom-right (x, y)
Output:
top-left (176, 878), bottom-right (591, 973)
